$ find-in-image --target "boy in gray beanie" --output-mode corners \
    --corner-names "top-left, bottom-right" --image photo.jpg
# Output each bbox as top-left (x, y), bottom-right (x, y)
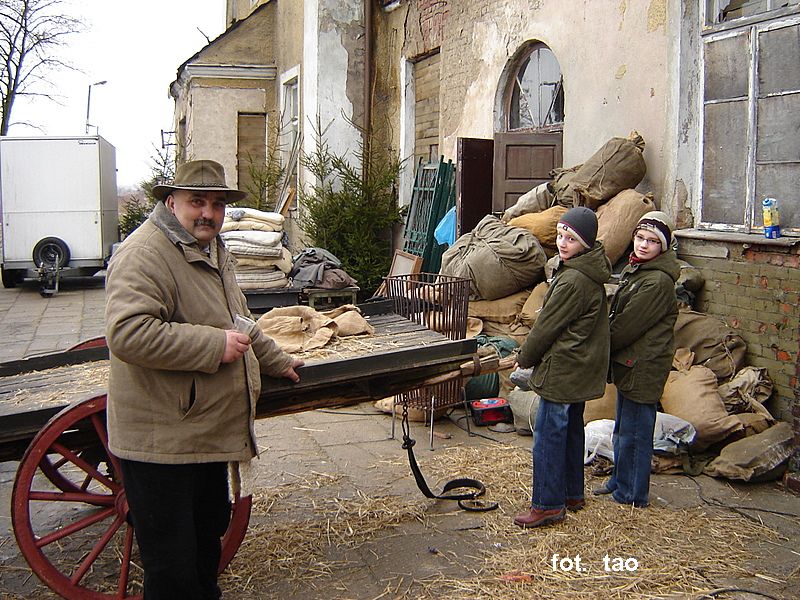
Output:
top-left (513, 207), bottom-right (611, 528)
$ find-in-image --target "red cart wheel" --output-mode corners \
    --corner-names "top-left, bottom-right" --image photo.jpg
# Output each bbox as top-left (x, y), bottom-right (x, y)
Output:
top-left (12, 394), bottom-right (252, 600)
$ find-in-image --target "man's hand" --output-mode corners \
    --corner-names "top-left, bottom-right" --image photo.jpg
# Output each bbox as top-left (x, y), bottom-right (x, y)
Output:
top-left (280, 358), bottom-right (305, 383)
top-left (222, 330), bottom-right (252, 363)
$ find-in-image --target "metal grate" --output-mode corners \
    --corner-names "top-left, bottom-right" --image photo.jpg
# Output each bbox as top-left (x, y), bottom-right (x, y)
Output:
top-left (386, 273), bottom-right (471, 448)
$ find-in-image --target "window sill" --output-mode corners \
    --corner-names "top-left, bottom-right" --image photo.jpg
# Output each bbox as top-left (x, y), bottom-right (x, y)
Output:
top-left (674, 228), bottom-right (800, 248)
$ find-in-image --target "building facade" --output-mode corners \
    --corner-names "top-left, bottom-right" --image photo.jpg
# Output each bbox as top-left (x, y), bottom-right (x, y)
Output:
top-left (169, 0), bottom-right (800, 484)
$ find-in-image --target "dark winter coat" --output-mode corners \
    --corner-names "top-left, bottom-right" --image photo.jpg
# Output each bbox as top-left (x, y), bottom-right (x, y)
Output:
top-left (608, 249), bottom-right (680, 404)
top-left (517, 242), bottom-right (611, 403)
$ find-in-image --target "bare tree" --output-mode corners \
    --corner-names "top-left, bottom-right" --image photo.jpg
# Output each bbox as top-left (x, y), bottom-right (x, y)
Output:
top-left (0, 0), bottom-right (83, 135)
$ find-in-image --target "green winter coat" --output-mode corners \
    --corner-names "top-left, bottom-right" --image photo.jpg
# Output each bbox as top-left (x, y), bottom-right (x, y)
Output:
top-left (608, 249), bottom-right (680, 404)
top-left (105, 202), bottom-right (294, 464)
top-left (517, 242), bottom-right (611, 403)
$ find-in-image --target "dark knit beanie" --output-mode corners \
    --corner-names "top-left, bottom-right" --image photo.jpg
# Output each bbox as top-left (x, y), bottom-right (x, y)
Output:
top-left (635, 210), bottom-right (673, 251)
top-left (557, 206), bottom-right (598, 249)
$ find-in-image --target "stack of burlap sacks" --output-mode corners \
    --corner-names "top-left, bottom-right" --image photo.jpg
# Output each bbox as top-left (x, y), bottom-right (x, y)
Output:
top-left (221, 207), bottom-right (293, 290)
top-left (439, 132), bottom-right (792, 481)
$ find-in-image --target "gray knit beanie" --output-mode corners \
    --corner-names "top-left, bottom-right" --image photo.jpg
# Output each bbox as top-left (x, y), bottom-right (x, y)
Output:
top-left (557, 206), bottom-right (598, 249)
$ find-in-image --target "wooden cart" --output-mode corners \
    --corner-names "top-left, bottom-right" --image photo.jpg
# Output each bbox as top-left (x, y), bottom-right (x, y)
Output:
top-left (1, 301), bottom-right (481, 600)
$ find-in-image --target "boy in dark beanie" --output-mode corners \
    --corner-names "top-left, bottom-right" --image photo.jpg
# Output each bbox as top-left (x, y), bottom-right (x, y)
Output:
top-left (594, 210), bottom-right (680, 507)
top-left (513, 207), bottom-right (611, 528)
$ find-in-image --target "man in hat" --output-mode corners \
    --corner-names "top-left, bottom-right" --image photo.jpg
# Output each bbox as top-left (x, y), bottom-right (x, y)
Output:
top-left (105, 159), bottom-right (303, 599)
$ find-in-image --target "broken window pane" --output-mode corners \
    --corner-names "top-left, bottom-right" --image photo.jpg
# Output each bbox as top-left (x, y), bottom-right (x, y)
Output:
top-left (509, 45), bottom-right (564, 130)
top-left (710, 0), bottom-right (797, 23)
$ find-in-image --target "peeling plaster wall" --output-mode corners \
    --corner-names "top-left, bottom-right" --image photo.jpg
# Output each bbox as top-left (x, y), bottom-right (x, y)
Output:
top-left (183, 85), bottom-right (269, 186)
top-left (304, 0), bottom-right (364, 164)
top-left (377, 0), bottom-right (674, 205)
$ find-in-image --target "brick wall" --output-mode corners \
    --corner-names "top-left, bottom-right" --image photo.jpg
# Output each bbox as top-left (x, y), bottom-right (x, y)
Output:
top-left (678, 239), bottom-right (800, 489)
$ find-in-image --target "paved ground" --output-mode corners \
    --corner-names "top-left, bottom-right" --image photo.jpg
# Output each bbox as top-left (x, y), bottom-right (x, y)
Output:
top-left (0, 280), bottom-right (798, 599)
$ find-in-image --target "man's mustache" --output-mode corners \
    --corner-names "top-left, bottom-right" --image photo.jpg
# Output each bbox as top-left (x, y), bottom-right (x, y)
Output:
top-left (194, 218), bottom-right (216, 227)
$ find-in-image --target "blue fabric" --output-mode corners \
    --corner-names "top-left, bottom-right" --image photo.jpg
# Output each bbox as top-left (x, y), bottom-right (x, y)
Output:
top-left (433, 206), bottom-right (457, 246)
top-left (606, 391), bottom-right (658, 507)
top-left (531, 399), bottom-right (585, 510)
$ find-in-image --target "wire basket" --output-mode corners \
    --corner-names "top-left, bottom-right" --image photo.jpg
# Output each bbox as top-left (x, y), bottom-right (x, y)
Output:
top-left (383, 273), bottom-right (470, 341)
top-left (385, 273), bottom-right (471, 440)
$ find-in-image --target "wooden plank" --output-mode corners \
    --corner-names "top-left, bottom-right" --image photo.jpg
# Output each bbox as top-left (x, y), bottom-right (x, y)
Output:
top-left (0, 347), bottom-right (108, 378)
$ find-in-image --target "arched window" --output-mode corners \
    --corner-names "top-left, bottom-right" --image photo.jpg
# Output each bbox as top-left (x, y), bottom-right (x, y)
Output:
top-left (507, 43), bottom-right (564, 131)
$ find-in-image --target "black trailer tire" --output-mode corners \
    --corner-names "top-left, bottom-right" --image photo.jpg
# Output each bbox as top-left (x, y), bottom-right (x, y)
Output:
top-left (32, 237), bottom-right (70, 268)
top-left (1, 266), bottom-right (23, 288)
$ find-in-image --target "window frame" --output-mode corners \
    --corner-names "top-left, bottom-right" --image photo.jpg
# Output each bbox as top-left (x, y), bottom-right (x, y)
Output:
top-left (698, 11), bottom-right (800, 235)
top-left (705, 0), bottom-right (799, 26)
top-left (501, 41), bottom-right (564, 134)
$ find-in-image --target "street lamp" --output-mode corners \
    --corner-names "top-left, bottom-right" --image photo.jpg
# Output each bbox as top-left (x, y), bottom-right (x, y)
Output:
top-left (85, 80), bottom-right (108, 134)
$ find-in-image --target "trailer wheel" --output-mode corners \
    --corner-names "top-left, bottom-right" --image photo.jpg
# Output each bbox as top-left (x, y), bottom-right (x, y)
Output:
top-left (32, 237), bottom-right (70, 268)
top-left (12, 394), bottom-right (252, 600)
top-left (1, 266), bottom-right (23, 288)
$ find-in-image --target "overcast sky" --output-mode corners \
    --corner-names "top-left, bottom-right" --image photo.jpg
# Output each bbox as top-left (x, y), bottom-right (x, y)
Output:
top-left (7, 0), bottom-right (226, 189)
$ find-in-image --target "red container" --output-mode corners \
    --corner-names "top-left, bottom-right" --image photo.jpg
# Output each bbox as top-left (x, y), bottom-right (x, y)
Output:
top-left (469, 398), bottom-right (513, 426)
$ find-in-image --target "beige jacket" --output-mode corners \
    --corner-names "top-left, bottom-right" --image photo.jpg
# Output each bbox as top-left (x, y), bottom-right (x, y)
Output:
top-left (105, 202), bottom-right (293, 464)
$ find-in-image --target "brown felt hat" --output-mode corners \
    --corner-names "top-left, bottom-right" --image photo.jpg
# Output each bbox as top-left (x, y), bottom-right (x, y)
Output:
top-left (152, 160), bottom-right (246, 203)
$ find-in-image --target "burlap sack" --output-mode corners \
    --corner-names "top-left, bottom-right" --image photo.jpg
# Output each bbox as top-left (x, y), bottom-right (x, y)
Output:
top-left (660, 352), bottom-right (744, 450)
top-left (733, 412), bottom-right (774, 437)
top-left (596, 189), bottom-right (656, 264)
top-left (518, 281), bottom-right (549, 327)
top-left (440, 215), bottom-right (547, 300)
top-left (506, 389), bottom-right (540, 435)
top-left (584, 383), bottom-right (618, 425)
top-left (568, 131), bottom-right (648, 210)
top-left (508, 205), bottom-right (568, 248)
top-left (717, 366), bottom-right (773, 416)
top-left (501, 182), bottom-right (555, 223)
top-left (468, 289), bottom-right (532, 324)
top-left (550, 164), bottom-right (582, 208)
top-left (373, 396), bottom-right (446, 422)
top-left (481, 319), bottom-right (531, 347)
top-left (674, 309), bottom-right (747, 380)
top-left (256, 308), bottom-right (338, 353)
top-left (703, 422), bottom-right (792, 482)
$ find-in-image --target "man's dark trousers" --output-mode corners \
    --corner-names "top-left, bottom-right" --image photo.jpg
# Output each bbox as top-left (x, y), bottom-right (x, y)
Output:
top-left (120, 459), bottom-right (232, 600)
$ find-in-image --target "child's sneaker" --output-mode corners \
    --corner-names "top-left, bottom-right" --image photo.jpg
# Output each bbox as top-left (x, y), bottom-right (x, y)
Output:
top-left (510, 367), bottom-right (534, 391)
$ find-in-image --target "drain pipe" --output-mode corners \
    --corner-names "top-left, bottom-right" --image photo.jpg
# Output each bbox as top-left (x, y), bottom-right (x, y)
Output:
top-left (364, 0), bottom-right (373, 149)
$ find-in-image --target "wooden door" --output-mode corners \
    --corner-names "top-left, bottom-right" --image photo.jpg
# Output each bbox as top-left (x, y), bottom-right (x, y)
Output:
top-left (455, 137), bottom-right (494, 237)
top-left (492, 132), bottom-right (562, 213)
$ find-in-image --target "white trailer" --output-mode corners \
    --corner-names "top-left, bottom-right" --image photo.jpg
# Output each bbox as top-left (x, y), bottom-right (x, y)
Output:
top-left (0, 135), bottom-right (119, 295)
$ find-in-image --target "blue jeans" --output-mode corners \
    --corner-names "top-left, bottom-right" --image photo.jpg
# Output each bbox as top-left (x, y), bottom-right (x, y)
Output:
top-left (606, 391), bottom-right (657, 507)
top-left (531, 399), bottom-right (585, 510)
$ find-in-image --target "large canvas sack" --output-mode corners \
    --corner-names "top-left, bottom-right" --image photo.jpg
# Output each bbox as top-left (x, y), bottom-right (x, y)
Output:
top-left (703, 422), bottom-right (793, 482)
top-left (501, 182), bottom-right (555, 223)
top-left (596, 189), bottom-right (656, 264)
top-left (550, 164), bottom-right (582, 208)
top-left (584, 383), bottom-right (618, 425)
top-left (561, 132), bottom-right (647, 210)
top-left (468, 289), bottom-right (531, 324)
top-left (508, 205), bottom-right (568, 248)
top-left (518, 281), bottom-right (549, 326)
top-left (440, 215), bottom-right (547, 300)
top-left (674, 309), bottom-right (747, 380)
top-left (660, 353), bottom-right (744, 450)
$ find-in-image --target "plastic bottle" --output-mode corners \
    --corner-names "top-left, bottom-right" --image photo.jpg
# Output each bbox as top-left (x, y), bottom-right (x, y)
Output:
top-left (762, 198), bottom-right (781, 239)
